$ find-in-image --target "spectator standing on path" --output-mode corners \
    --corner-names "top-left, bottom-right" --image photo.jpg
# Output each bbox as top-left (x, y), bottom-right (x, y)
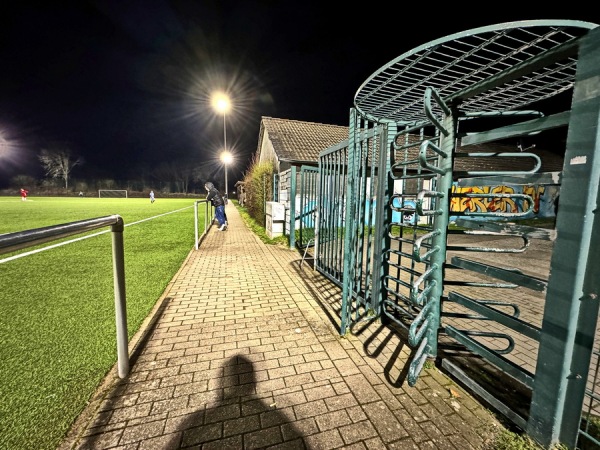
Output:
top-left (20, 188), bottom-right (28, 201)
top-left (204, 181), bottom-right (228, 231)
top-left (150, 190), bottom-right (155, 203)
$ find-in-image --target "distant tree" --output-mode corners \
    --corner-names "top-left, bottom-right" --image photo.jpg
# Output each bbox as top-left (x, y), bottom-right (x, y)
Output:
top-left (98, 179), bottom-right (117, 189)
top-left (153, 159), bottom-right (197, 194)
top-left (38, 147), bottom-right (83, 190)
top-left (9, 174), bottom-right (37, 190)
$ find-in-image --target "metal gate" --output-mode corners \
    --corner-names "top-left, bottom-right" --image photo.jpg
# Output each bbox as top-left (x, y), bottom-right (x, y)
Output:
top-left (277, 165), bottom-right (319, 250)
top-left (316, 117), bottom-right (388, 333)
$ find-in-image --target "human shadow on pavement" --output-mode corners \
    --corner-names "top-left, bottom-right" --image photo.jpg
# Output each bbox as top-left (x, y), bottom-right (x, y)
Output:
top-left (160, 354), bottom-right (305, 449)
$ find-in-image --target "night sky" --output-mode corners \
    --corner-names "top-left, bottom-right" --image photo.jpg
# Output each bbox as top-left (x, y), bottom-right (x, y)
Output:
top-left (0, 1), bottom-right (595, 190)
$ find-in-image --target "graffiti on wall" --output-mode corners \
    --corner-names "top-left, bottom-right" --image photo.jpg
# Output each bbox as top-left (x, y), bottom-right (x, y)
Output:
top-left (450, 184), bottom-right (559, 220)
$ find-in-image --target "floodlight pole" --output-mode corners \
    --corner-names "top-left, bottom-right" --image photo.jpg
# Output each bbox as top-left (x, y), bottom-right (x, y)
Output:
top-left (223, 113), bottom-right (228, 198)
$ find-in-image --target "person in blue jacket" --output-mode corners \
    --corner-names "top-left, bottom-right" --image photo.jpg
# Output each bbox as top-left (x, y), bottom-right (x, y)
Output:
top-left (204, 182), bottom-right (228, 231)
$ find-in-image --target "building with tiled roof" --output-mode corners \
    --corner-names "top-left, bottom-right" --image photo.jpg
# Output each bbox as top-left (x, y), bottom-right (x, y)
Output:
top-left (257, 117), bottom-right (348, 172)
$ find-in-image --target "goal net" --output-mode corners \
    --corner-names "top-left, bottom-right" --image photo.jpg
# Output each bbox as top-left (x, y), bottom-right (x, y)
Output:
top-left (98, 190), bottom-right (128, 198)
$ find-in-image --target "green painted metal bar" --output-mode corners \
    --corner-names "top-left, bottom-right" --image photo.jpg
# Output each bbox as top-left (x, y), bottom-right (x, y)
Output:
top-left (445, 325), bottom-right (535, 388)
top-left (441, 359), bottom-right (528, 431)
top-left (408, 301), bottom-right (436, 347)
top-left (406, 87), bottom-right (456, 384)
top-left (457, 171), bottom-right (562, 187)
top-left (453, 153), bottom-right (541, 176)
top-left (446, 231), bottom-right (530, 253)
top-left (443, 298), bottom-right (520, 320)
top-left (272, 173), bottom-right (279, 201)
top-left (461, 111), bottom-right (571, 146)
top-left (355, 129), bottom-right (368, 310)
top-left (296, 166), bottom-right (318, 249)
top-left (341, 111), bottom-right (359, 335)
top-left (447, 292), bottom-right (541, 341)
top-left (289, 165), bottom-right (297, 249)
top-left (422, 90), bottom-right (455, 361)
top-left (528, 26), bottom-right (600, 449)
top-left (364, 128), bottom-right (379, 312)
top-left (454, 219), bottom-right (556, 241)
top-left (450, 257), bottom-right (547, 292)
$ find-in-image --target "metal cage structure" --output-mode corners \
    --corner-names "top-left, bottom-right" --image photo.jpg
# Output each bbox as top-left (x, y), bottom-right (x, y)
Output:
top-left (309, 20), bottom-right (600, 449)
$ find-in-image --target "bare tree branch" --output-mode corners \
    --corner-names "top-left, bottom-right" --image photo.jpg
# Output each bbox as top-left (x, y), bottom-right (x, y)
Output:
top-left (38, 147), bottom-right (83, 190)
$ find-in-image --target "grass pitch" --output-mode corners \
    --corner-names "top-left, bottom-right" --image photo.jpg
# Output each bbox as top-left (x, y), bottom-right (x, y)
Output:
top-left (0, 196), bottom-right (206, 450)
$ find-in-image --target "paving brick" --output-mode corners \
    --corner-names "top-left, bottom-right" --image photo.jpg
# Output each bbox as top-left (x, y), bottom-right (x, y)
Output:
top-left (241, 397), bottom-right (275, 416)
top-left (268, 437), bottom-right (306, 450)
top-left (303, 428), bottom-right (344, 449)
top-left (118, 419), bottom-right (164, 445)
top-left (173, 380), bottom-right (208, 398)
top-left (315, 409), bottom-right (353, 431)
top-left (344, 374), bottom-right (381, 404)
top-left (312, 367), bottom-right (340, 381)
top-left (392, 409), bottom-right (430, 443)
top-left (363, 400), bottom-right (409, 443)
top-left (243, 425), bottom-right (283, 448)
top-left (260, 406), bottom-right (295, 428)
top-left (302, 384), bottom-right (336, 403)
top-left (223, 414), bottom-right (261, 436)
top-left (75, 429), bottom-right (123, 449)
top-left (293, 399), bottom-right (328, 419)
top-left (180, 422), bottom-right (222, 447)
top-left (137, 432), bottom-right (183, 449)
top-left (108, 403), bottom-right (153, 424)
top-left (339, 419), bottom-right (378, 445)
top-left (285, 372), bottom-right (314, 388)
top-left (164, 410), bottom-right (204, 433)
top-left (270, 390), bottom-right (307, 410)
top-left (202, 434), bottom-right (242, 449)
top-left (150, 396), bottom-right (190, 415)
top-left (282, 418), bottom-right (319, 442)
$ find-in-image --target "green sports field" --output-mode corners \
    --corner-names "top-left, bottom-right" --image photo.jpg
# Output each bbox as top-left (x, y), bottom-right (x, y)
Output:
top-left (0, 196), bottom-right (207, 450)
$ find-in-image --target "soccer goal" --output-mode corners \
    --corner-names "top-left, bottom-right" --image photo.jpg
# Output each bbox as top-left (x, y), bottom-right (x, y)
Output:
top-left (98, 190), bottom-right (128, 198)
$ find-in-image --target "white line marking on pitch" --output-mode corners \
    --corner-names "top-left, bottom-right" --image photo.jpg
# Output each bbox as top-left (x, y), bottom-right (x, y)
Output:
top-left (0, 206), bottom-right (192, 264)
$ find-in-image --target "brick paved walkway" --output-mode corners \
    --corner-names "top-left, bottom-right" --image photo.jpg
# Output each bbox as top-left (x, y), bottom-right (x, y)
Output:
top-left (60, 203), bottom-right (503, 449)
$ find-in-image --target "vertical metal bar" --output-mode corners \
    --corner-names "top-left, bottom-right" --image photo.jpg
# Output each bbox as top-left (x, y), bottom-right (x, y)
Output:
top-left (373, 120), bottom-right (395, 317)
top-left (289, 165), bottom-right (297, 249)
top-left (332, 151), bottom-right (339, 273)
top-left (356, 127), bottom-right (367, 300)
top-left (299, 167), bottom-right (306, 247)
top-left (529, 26), bottom-right (600, 449)
top-left (341, 111), bottom-right (358, 335)
top-left (332, 150), bottom-right (339, 273)
top-left (194, 201), bottom-right (199, 250)
top-left (328, 152), bottom-right (335, 273)
top-left (427, 112), bottom-right (456, 358)
top-left (205, 201), bottom-right (213, 235)
top-left (111, 219), bottom-right (129, 378)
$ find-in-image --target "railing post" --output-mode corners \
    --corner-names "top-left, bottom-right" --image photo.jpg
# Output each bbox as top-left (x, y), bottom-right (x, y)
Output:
top-left (111, 218), bottom-right (129, 378)
top-left (194, 201), bottom-right (199, 250)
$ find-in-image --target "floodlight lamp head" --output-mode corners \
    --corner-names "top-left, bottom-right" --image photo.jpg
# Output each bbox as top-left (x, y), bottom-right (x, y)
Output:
top-left (211, 92), bottom-right (231, 115)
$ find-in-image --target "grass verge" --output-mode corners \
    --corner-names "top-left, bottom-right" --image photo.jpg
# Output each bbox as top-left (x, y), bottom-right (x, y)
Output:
top-left (0, 197), bottom-right (200, 450)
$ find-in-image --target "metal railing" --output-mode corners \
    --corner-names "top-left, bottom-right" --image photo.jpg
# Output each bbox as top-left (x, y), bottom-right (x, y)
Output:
top-left (194, 200), bottom-right (215, 250)
top-left (0, 215), bottom-right (130, 378)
